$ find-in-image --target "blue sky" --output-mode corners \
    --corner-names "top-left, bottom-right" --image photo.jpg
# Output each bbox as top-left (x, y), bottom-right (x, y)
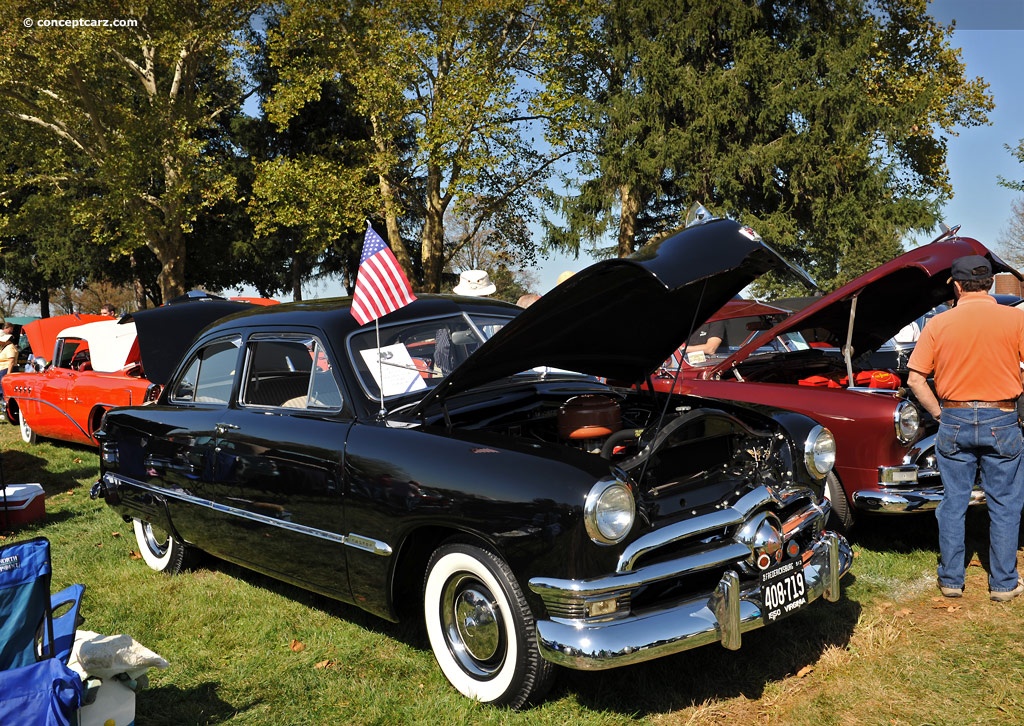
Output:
top-left (912, 3), bottom-right (1023, 253)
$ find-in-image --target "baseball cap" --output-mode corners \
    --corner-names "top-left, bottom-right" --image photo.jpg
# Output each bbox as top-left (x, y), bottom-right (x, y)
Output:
top-left (948, 254), bottom-right (992, 283)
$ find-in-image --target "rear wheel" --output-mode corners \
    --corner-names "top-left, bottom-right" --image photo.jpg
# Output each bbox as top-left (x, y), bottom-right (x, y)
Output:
top-left (19, 409), bottom-right (36, 444)
top-left (824, 471), bottom-right (854, 531)
top-left (423, 543), bottom-right (554, 708)
top-left (133, 518), bottom-right (198, 574)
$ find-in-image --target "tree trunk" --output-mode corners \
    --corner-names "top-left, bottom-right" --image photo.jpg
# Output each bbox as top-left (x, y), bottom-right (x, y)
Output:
top-left (291, 254), bottom-right (304, 301)
top-left (147, 225), bottom-right (187, 304)
top-left (618, 183), bottom-right (642, 257)
top-left (421, 163), bottom-right (447, 292)
top-left (371, 115), bottom-right (415, 285)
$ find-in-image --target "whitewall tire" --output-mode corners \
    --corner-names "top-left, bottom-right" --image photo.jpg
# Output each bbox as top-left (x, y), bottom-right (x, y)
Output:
top-left (19, 409), bottom-right (36, 444)
top-left (423, 543), bottom-right (554, 708)
top-left (133, 518), bottom-right (196, 574)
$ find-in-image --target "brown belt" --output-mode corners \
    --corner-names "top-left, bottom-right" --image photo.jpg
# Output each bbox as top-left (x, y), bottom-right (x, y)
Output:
top-left (940, 399), bottom-right (1017, 410)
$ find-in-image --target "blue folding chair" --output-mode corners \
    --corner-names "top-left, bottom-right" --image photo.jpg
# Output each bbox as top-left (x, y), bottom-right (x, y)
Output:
top-left (0, 537), bottom-right (86, 726)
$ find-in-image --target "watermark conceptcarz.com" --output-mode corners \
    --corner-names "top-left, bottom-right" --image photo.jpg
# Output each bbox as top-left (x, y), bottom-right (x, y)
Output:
top-left (23, 17), bottom-right (139, 29)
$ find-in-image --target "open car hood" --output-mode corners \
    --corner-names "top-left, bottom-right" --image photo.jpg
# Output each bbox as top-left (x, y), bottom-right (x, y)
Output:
top-left (712, 234), bottom-right (1022, 374)
top-left (127, 300), bottom-right (255, 385)
top-left (24, 314), bottom-right (111, 361)
top-left (421, 218), bottom-right (814, 408)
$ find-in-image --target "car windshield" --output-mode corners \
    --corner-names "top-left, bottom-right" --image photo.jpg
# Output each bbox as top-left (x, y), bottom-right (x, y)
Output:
top-left (348, 313), bottom-right (513, 401)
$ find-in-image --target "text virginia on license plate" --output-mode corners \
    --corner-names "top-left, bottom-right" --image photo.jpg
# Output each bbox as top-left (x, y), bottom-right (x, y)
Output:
top-left (761, 558), bottom-right (807, 622)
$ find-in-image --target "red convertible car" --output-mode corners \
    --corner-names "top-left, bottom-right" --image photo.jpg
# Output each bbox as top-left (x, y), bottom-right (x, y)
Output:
top-left (3, 300), bottom-right (257, 447)
top-left (652, 226), bottom-right (1019, 528)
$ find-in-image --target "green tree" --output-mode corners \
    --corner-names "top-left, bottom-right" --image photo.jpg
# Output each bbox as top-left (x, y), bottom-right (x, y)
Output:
top-left (545, 0), bottom-right (992, 296)
top-left (0, 1), bottom-right (259, 303)
top-left (238, 14), bottom-right (377, 300)
top-left (268, 0), bottom-right (577, 292)
top-left (999, 139), bottom-right (1024, 193)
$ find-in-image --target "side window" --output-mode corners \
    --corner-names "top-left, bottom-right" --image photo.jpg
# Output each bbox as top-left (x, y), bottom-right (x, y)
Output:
top-left (170, 337), bottom-right (241, 405)
top-left (241, 335), bottom-right (343, 411)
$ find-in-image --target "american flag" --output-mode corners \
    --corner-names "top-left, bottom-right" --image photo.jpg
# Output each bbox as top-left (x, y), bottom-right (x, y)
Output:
top-left (350, 225), bottom-right (417, 325)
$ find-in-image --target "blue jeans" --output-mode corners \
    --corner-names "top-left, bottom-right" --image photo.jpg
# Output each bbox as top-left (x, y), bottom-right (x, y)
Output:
top-left (936, 407), bottom-right (1024, 593)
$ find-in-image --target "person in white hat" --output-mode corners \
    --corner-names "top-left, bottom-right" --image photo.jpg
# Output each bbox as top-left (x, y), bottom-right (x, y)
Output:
top-left (453, 269), bottom-right (496, 297)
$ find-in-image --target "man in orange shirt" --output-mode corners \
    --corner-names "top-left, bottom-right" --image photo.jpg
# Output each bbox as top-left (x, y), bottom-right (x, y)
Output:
top-left (908, 255), bottom-right (1024, 601)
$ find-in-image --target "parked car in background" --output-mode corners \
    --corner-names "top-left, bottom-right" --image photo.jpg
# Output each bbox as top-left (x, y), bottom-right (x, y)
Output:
top-left (653, 227), bottom-right (1020, 529)
top-left (3, 300), bottom-right (256, 446)
top-left (92, 217), bottom-right (852, 708)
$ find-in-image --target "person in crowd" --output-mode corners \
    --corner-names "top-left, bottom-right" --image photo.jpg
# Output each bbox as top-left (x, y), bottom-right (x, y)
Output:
top-left (907, 255), bottom-right (1024, 602)
top-left (683, 320), bottom-right (726, 356)
top-left (516, 293), bottom-right (541, 308)
top-left (453, 270), bottom-right (496, 297)
top-left (0, 323), bottom-right (18, 385)
top-left (100, 303), bottom-right (117, 317)
top-left (893, 319), bottom-right (921, 343)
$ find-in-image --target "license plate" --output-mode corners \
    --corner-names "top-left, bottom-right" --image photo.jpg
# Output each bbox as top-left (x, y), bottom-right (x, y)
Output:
top-left (761, 559), bottom-right (807, 623)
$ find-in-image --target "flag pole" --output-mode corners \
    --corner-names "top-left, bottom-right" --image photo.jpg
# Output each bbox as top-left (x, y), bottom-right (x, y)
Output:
top-left (368, 220), bottom-right (388, 419)
top-left (375, 318), bottom-right (386, 420)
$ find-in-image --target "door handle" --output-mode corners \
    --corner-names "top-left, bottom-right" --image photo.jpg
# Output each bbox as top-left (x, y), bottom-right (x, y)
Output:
top-left (215, 422), bottom-right (239, 434)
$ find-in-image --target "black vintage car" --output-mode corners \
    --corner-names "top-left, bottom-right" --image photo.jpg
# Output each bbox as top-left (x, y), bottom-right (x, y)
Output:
top-left (91, 218), bottom-right (853, 708)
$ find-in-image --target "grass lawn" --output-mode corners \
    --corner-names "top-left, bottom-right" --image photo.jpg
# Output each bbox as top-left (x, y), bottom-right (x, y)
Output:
top-left (4, 423), bottom-right (1024, 725)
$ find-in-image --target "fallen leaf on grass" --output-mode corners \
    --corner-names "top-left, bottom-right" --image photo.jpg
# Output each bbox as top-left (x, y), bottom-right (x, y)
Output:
top-left (129, 550), bottom-right (142, 560)
top-left (290, 639), bottom-right (305, 652)
top-left (73, 458), bottom-right (83, 464)
top-left (111, 532), bottom-right (121, 538)
top-left (796, 665), bottom-right (814, 678)
top-left (895, 608), bottom-right (911, 617)
top-left (314, 660), bottom-right (335, 670)
top-left (969, 559), bottom-right (983, 567)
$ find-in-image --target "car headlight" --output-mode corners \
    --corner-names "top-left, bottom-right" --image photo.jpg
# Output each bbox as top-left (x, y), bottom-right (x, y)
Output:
top-left (584, 475), bottom-right (635, 545)
top-left (803, 425), bottom-right (836, 479)
top-left (894, 400), bottom-right (920, 444)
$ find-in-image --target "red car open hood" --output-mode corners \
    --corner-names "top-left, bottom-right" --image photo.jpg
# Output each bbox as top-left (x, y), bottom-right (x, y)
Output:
top-left (23, 314), bottom-right (111, 361)
top-left (419, 218), bottom-right (815, 408)
top-left (710, 234), bottom-right (1021, 376)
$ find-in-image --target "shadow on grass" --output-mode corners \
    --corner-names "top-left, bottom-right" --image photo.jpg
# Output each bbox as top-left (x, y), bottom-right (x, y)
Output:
top-left (847, 511), bottom-right (939, 553)
top-left (133, 681), bottom-right (240, 726)
top-left (1, 446), bottom-right (98, 496)
top-left (200, 552), bottom-right (860, 717)
top-left (849, 507), bottom-right (1024, 582)
top-left (206, 557), bottom-right (424, 645)
top-left (556, 583), bottom-right (862, 716)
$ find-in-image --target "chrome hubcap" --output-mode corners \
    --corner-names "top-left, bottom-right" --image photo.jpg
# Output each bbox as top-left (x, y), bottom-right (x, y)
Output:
top-left (142, 522), bottom-right (169, 557)
top-left (441, 573), bottom-right (504, 677)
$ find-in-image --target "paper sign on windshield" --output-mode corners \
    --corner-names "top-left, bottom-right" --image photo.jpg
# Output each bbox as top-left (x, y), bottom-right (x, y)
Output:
top-left (360, 344), bottom-right (428, 396)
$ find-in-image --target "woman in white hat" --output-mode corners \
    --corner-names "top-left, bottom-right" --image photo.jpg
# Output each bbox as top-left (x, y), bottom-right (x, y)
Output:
top-left (453, 270), bottom-right (496, 297)
top-left (0, 323), bottom-right (18, 387)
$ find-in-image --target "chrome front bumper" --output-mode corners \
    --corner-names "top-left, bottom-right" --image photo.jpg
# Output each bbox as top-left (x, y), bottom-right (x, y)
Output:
top-left (528, 530), bottom-right (852, 671)
top-left (857, 433), bottom-right (985, 513)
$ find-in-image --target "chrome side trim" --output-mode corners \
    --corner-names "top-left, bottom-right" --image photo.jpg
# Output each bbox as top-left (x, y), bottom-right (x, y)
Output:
top-left (100, 473), bottom-right (392, 556)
